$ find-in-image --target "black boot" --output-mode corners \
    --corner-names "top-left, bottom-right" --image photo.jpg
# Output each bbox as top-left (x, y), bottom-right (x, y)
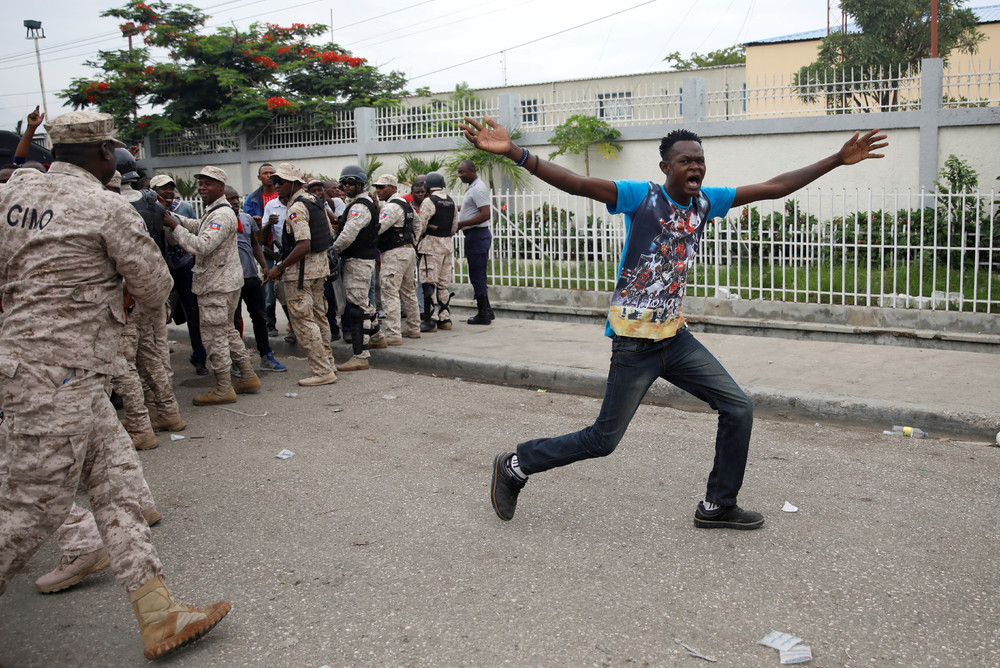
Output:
top-left (467, 295), bottom-right (494, 325)
top-left (419, 283), bottom-right (437, 333)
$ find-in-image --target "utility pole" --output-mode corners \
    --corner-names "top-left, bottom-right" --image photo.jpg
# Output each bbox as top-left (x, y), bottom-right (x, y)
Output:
top-left (23, 20), bottom-right (49, 126)
top-left (931, 0), bottom-right (939, 58)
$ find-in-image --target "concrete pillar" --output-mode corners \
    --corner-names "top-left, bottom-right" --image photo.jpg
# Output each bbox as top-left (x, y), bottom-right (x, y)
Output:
top-left (354, 107), bottom-right (377, 165)
top-left (919, 58), bottom-right (943, 192)
top-left (238, 133), bottom-right (250, 196)
top-left (682, 77), bottom-right (706, 125)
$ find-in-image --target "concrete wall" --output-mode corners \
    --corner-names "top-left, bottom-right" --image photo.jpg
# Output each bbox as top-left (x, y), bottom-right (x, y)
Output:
top-left (140, 61), bottom-right (1000, 197)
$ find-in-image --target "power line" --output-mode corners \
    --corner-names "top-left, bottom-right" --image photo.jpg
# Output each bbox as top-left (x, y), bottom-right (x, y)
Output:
top-left (409, 0), bottom-right (660, 81)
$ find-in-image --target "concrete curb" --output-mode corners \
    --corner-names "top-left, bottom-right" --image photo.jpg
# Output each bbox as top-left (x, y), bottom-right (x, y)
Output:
top-left (336, 341), bottom-right (998, 441)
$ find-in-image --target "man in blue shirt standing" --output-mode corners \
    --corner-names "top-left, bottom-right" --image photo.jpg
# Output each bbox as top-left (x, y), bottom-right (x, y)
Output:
top-left (461, 115), bottom-right (887, 530)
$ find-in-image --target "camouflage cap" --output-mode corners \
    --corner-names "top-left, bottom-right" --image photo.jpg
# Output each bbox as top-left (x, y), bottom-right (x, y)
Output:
top-left (194, 165), bottom-right (227, 184)
top-left (374, 173), bottom-right (398, 187)
top-left (273, 162), bottom-right (304, 184)
top-left (107, 171), bottom-right (122, 190)
top-left (149, 174), bottom-right (174, 188)
top-left (45, 111), bottom-right (126, 148)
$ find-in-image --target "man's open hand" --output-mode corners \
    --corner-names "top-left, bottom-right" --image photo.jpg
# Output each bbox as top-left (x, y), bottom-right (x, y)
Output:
top-left (840, 129), bottom-right (888, 166)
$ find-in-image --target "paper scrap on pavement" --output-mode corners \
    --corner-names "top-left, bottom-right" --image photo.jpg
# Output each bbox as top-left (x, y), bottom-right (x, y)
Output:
top-left (782, 501), bottom-right (799, 512)
top-left (759, 632), bottom-right (803, 652)
top-left (673, 638), bottom-right (717, 662)
top-left (170, 434), bottom-right (185, 441)
top-left (275, 448), bottom-right (295, 459)
top-left (780, 644), bottom-right (813, 664)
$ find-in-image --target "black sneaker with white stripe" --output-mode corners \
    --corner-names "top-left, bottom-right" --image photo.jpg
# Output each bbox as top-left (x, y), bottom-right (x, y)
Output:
top-left (490, 452), bottom-right (526, 521)
top-left (693, 501), bottom-right (764, 530)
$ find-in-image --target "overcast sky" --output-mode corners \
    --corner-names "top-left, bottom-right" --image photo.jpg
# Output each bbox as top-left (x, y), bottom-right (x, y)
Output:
top-left (1, 0), bottom-right (996, 133)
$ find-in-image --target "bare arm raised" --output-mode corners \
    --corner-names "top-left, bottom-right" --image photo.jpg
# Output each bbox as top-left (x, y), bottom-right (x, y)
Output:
top-left (731, 129), bottom-right (887, 208)
top-left (460, 115), bottom-right (619, 206)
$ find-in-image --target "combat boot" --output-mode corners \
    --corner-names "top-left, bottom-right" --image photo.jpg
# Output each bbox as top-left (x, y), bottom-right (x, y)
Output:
top-left (467, 296), bottom-right (494, 325)
top-left (130, 430), bottom-right (159, 451)
top-left (232, 359), bottom-right (261, 394)
top-left (142, 506), bottom-right (163, 526)
top-left (150, 412), bottom-right (186, 433)
top-left (367, 332), bottom-right (388, 349)
top-left (420, 318), bottom-right (437, 333)
top-left (437, 319), bottom-right (453, 330)
top-left (129, 575), bottom-right (231, 660)
top-left (336, 355), bottom-right (370, 372)
top-left (193, 374), bottom-right (237, 406)
top-left (35, 548), bottom-right (110, 593)
top-left (298, 370), bottom-right (338, 387)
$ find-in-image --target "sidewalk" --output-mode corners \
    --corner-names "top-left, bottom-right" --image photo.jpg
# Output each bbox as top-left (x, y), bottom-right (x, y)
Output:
top-left (253, 313), bottom-right (1000, 441)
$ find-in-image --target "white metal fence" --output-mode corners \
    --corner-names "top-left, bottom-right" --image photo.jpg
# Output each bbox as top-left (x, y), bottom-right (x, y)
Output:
top-left (152, 63), bottom-right (1000, 156)
top-left (706, 65), bottom-right (922, 120)
top-left (450, 189), bottom-right (999, 314)
top-left (523, 83), bottom-right (683, 132)
top-left (942, 58), bottom-right (1000, 108)
top-left (375, 98), bottom-right (499, 141)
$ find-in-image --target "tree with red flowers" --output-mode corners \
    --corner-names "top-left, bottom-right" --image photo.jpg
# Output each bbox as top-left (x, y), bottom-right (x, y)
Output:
top-left (60, 0), bottom-right (407, 144)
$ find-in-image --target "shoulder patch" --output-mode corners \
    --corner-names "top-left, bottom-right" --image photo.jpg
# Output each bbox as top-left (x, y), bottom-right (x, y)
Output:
top-left (349, 210), bottom-right (360, 217)
top-left (209, 222), bottom-right (222, 230)
top-left (379, 211), bottom-right (389, 219)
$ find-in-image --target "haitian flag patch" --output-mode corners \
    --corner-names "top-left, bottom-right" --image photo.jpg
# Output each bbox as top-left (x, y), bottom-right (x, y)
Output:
top-left (209, 222), bottom-right (222, 230)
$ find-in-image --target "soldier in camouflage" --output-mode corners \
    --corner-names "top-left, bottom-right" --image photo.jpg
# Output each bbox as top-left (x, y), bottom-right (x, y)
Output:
top-left (263, 163), bottom-right (337, 386)
top-left (163, 165), bottom-right (262, 404)
top-left (0, 111), bottom-right (230, 660)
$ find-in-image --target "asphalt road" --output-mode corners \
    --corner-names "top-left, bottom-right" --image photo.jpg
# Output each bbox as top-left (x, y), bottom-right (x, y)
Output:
top-left (1, 362), bottom-right (998, 667)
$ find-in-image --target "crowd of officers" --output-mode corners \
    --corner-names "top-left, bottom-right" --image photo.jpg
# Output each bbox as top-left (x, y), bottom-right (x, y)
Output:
top-left (0, 109), bottom-right (477, 661)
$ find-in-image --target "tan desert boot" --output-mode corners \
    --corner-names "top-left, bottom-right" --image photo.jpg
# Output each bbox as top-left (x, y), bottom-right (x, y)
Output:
top-left (297, 371), bottom-right (337, 387)
top-left (150, 411), bottom-right (186, 433)
top-left (142, 506), bottom-right (163, 527)
top-left (130, 430), bottom-right (159, 451)
top-left (232, 359), bottom-right (261, 394)
top-left (336, 355), bottom-right (370, 372)
top-left (384, 337), bottom-right (403, 346)
top-left (193, 374), bottom-right (237, 406)
top-left (232, 372), bottom-right (261, 395)
top-left (367, 333), bottom-right (388, 349)
top-left (129, 576), bottom-right (231, 660)
top-left (35, 548), bottom-right (110, 593)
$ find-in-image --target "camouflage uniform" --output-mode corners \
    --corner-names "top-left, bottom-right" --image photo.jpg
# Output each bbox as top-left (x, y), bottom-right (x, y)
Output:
top-left (378, 194), bottom-right (424, 339)
top-left (416, 191), bottom-right (458, 324)
top-left (112, 317), bottom-right (153, 433)
top-left (169, 195), bottom-right (252, 377)
top-left (121, 184), bottom-right (179, 414)
top-left (333, 192), bottom-right (381, 358)
top-left (0, 161), bottom-right (170, 595)
top-left (280, 188), bottom-right (335, 376)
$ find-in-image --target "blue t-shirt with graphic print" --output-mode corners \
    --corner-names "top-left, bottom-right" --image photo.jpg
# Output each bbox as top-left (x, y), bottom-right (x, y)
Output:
top-left (604, 180), bottom-right (735, 340)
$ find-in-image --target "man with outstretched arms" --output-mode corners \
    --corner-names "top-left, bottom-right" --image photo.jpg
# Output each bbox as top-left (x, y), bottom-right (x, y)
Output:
top-left (461, 114), bottom-right (887, 530)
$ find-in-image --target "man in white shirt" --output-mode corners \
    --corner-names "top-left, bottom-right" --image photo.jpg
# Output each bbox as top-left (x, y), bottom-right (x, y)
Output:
top-left (456, 160), bottom-right (494, 325)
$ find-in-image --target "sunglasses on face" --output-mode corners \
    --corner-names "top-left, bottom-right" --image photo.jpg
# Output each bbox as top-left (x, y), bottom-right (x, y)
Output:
top-left (340, 178), bottom-right (362, 187)
top-left (271, 177), bottom-right (285, 186)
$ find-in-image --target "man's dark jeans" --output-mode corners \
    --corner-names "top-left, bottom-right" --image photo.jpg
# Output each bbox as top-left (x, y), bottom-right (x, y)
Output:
top-left (234, 276), bottom-right (271, 356)
top-left (515, 328), bottom-right (753, 506)
top-left (170, 259), bottom-right (206, 363)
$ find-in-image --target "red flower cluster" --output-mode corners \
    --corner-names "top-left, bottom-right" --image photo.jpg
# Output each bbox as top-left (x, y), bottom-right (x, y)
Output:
top-left (319, 51), bottom-right (365, 67)
top-left (276, 46), bottom-right (291, 55)
top-left (253, 55), bottom-right (279, 69)
top-left (267, 96), bottom-right (291, 110)
top-left (299, 46), bottom-right (316, 58)
top-left (145, 65), bottom-right (155, 75)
